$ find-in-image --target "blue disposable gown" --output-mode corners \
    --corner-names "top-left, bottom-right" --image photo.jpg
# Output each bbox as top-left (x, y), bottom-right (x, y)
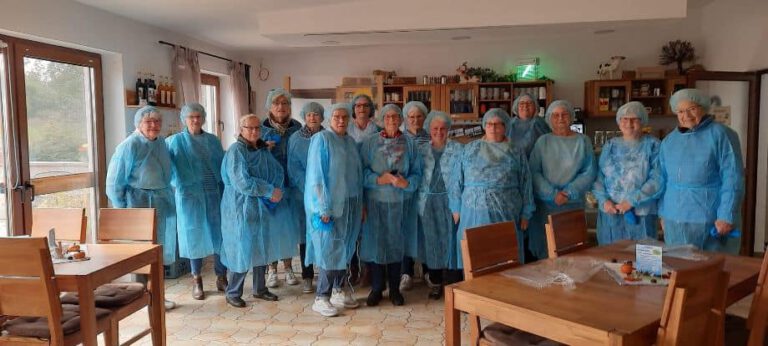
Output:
top-left (405, 128), bottom-right (430, 145)
top-left (287, 127), bottom-right (324, 245)
top-left (304, 130), bottom-right (364, 270)
top-left (219, 138), bottom-right (293, 273)
top-left (347, 120), bottom-right (379, 143)
top-left (592, 136), bottom-right (663, 244)
top-left (449, 140), bottom-right (534, 268)
top-left (528, 133), bottom-right (596, 259)
top-left (507, 116), bottom-right (551, 157)
top-left (659, 116), bottom-right (744, 254)
top-left (166, 129), bottom-right (224, 260)
top-left (416, 140), bottom-right (463, 269)
top-left (359, 133), bottom-right (423, 264)
top-left (262, 119), bottom-right (303, 259)
top-left (106, 132), bottom-right (177, 265)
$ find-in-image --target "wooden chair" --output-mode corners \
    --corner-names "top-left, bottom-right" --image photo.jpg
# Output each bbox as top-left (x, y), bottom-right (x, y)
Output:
top-left (727, 251), bottom-right (768, 346)
top-left (61, 208), bottom-right (157, 346)
top-left (30, 207), bottom-right (87, 243)
top-left (0, 237), bottom-right (114, 345)
top-left (656, 256), bottom-right (729, 346)
top-left (545, 209), bottom-right (592, 258)
top-left (460, 221), bottom-right (525, 345)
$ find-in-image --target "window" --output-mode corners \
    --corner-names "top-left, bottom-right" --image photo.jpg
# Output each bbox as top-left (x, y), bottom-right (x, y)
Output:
top-left (200, 73), bottom-right (221, 138)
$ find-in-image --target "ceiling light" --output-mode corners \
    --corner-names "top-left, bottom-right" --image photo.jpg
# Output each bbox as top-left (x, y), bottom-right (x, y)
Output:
top-left (593, 29), bottom-right (616, 35)
top-left (451, 36), bottom-right (471, 41)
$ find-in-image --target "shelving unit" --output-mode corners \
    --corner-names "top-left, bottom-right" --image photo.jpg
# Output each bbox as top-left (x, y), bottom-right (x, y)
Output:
top-left (584, 76), bottom-right (686, 117)
top-left (125, 89), bottom-right (178, 109)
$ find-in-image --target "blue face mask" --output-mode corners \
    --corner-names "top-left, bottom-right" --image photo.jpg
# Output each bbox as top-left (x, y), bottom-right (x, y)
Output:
top-left (623, 208), bottom-right (638, 225)
top-left (311, 214), bottom-right (334, 232)
top-left (709, 227), bottom-right (741, 239)
top-left (264, 133), bottom-right (282, 144)
top-left (260, 197), bottom-right (278, 211)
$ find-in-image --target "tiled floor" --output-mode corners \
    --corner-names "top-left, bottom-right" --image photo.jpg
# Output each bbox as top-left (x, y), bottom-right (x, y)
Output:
top-left (116, 259), bottom-right (469, 345)
top-left (115, 258), bottom-right (755, 346)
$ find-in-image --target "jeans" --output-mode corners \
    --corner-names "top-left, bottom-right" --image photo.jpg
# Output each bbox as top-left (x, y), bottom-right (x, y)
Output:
top-left (299, 243), bottom-right (314, 279)
top-left (226, 265), bottom-right (267, 298)
top-left (369, 262), bottom-right (401, 294)
top-left (190, 254), bottom-right (227, 277)
top-left (316, 269), bottom-right (346, 298)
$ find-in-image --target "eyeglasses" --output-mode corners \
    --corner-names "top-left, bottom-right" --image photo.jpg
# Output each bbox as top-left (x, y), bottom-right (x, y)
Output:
top-left (241, 126), bottom-right (261, 131)
top-left (485, 122), bottom-right (505, 128)
top-left (354, 104), bottom-right (371, 109)
top-left (620, 117), bottom-right (642, 123)
top-left (271, 101), bottom-right (290, 107)
top-left (141, 119), bottom-right (161, 125)
top-left (676, 106), bottom-right (700, 115)
top-left (518, 101), bottom-right (535, 106)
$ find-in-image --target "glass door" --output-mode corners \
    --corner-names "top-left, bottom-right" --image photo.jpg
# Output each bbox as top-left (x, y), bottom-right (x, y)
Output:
top-left (0, 34), bottom-right (105, 238)
top-left (444, 83), bottom-right (479, 120)
top-left (0, 38), bottom-right (14, 236)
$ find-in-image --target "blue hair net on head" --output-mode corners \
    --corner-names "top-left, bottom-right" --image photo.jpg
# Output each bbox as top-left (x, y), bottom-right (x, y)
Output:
top-left (616, 101), bottom-right (649, 125)
top-left (351, 94), bottom-right (375, 119)
top-left (300, 102), bottom-right (325, 121)
top-left (376, 103), bottom-right (402, 123)
top-left (325, 103), bottom-right (352, 119)
top-left (133, 105), bottom-right (161, 128)
top-left (545, 100), bottom-right (575, 126)
top-left (424, 110), bottom-right (452, 135)
top-left (403, 101), bottom-right (428, 118)
top-left (179, 103), bottom-right (206, 124)
top-left (511, 93), bottom-right (535, 117)
top-left (264, 88), bottom-right (292, 110)
top-left (670, 88), bottom-right (711, 113)
top-left (481, 108), bottom-right (511, 131)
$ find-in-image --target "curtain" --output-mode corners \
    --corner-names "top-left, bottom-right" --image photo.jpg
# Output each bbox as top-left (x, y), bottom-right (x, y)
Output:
top-left (171, 45), bottom-right (201, 105)
top-left (229, 61), bottom-right (250, 118)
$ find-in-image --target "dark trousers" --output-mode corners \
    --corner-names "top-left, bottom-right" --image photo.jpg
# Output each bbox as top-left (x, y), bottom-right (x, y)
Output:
top-left (401, 256), bottom-right (427, 277)
top-left (369, 262), bottom-right (401, 294)
top-left (299, 243), bottom-right (314, 279)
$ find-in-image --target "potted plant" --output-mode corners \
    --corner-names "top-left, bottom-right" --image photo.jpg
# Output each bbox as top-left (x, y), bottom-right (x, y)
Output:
top-left (659, 40), bottom-right (696, 75)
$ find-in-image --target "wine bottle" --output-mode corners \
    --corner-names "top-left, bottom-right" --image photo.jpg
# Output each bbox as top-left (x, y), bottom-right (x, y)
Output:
top-left (169, 78), bottom-right (177, 108)
top-left (135, 72), bottom-right (145, 106)
top-left (147, 73), bottom-right (157, 106)
top-left (159, 77), bottom-right (167, 107)
top-left (142, 73), bottom-right (150, 107)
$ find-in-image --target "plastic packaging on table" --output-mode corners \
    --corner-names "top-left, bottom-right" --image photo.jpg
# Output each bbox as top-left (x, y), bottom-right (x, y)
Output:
top-left (623, 239), bottom-right (709, 261)
top-left (502, 256), bottom-right (604, 290)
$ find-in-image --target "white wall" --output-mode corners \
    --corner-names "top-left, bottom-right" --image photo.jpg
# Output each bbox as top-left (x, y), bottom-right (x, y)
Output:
top-left (248, 13), bottom-right (703, 116)
top-left (0, 0), bottom-right (238, 158)
top-left (699, 0), bottom-right (768, 252)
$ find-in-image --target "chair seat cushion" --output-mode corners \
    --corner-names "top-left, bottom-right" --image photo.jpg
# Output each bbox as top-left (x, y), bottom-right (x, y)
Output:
top-left (483, 323), bottom-right (561, 345)
top-left (60, 283), bottom-right (146, 308)
top-left (1, 304), bottom-right (110, 338)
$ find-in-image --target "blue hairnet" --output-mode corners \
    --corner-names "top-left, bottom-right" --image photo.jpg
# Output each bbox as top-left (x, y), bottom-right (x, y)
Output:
top-left (669, 88), bottom-right (711, 113)
top-left (403, 101), bottom-right (428, 118)
top-left (545, 100), bottom-right (575, 126)
top-left (300, 102), bottom-right (325, 121)
top-left (424, 110), bottom-right (452, 135)
top-left (616, 101), bottom-right (649, 125)
top-left (512, 93), bottom-right (535, 117)
top-left (133, 105), bottom-right (161, 128)
top-left (376, 103), bottom-right (402, 123)
top-left (264, 88), bottom-right (292, 110)
top-left (481, 108), bottom-right (511, 131)
top-left (179, 102), bottom-right (206, 124)
top-left (325, 103), bottom-right (352, 119)
top-left (351, 94), bottom-right (375, 119)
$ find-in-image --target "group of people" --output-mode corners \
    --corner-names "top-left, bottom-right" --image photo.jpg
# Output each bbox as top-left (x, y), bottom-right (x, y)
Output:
top-left (106, 86), bottom-right (744, 317)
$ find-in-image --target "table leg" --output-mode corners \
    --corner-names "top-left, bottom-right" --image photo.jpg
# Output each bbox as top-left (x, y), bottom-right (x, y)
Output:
top-left (444, 285), bottom-right (460, 346)
top-left (76, 276), bottom-right (98, 346)
top-left (149, 247), bottom-right (166, 345)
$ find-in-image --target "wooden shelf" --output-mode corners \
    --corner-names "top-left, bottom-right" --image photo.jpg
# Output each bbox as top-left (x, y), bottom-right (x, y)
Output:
top-left (631, 96), bottom-right (666, 99)
top-left (479, 99), bottom-right (512, 102)
top-left (126, 104), bottom-right (178, 110)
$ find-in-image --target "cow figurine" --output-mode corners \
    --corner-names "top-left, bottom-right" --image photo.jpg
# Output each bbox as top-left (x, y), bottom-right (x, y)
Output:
top-left (597, 56), bottom-right (626, 80)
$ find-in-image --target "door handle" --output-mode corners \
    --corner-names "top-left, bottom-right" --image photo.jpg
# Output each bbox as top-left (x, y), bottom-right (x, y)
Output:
top-left (23, 181), bottom-right (34, 202)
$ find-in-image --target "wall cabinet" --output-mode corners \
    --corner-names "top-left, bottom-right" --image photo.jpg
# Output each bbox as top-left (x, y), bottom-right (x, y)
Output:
top-left (584, 77), bottom-right (686, 117)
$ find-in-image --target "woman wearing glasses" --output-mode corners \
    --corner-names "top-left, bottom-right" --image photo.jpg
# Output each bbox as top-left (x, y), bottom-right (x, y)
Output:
top-left (507, 93), bottom-right (551, 157)
top-left (592, 102), bottom-right (663, 244)
top-left (347, 94), bottom-right (379, 143)
top-left (659, 89), bottom-right (744, 254)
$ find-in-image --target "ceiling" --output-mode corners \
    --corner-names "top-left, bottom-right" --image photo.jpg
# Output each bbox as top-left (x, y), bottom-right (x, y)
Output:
top-left (75, 0), bottom-right (696, 53)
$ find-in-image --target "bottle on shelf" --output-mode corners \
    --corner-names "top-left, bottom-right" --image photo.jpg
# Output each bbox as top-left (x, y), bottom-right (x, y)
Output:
top-left (169, 77), bottom-right (177, 108)
top-left (135, 72), bottom-right (146, 106)
top-left (160, 76), bottom-right (169, 107)
top-left (147, 73), bottom-right (157, 106)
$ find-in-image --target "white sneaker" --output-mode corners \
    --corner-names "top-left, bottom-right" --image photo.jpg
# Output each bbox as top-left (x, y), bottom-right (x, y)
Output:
top-left (285, 269), bottom-right (299, 285)
top-left (164, 299), bottom-right (176, 310)
top-left (330, 287), bottom-right (360, 309)
top-left (312, 297), bottom-right (338, 317)
top-left (302, 278), bottom-right (314, 293)
top-left (266, 271), bottom-right (279, 288)
top-left (424, 272), bottom-right (437, 288)
top-left (399, 274), bottom-right (413, 291)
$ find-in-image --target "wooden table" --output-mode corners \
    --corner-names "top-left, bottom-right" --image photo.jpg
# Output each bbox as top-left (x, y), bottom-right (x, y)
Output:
top-left (54, 243), bottom-right (166, 346)
top-left (444, 241), bottom-right (762, 346)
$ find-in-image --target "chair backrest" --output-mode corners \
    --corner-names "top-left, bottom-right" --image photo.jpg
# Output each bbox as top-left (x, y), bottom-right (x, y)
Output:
top-left (545, 209), bottom-right (592, 258)
top-left (656, 256), bottom-right (728, 346)
top-left (0, 237), bottom-right (65, 343)
top-left (747, 252), bottom-right (768, 345)
top-left (97, 208), bottom-right (156, 243)
top-left (460, 221), bottom-right (520, 280)
top-left (30, 207), bottom-right (87, 243)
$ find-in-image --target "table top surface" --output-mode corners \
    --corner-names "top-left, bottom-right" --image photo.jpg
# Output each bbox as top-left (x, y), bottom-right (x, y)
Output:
top-left (450, 241), bottom-right (762, 336)
top-left (52, 243), bottom-right (159, 277)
